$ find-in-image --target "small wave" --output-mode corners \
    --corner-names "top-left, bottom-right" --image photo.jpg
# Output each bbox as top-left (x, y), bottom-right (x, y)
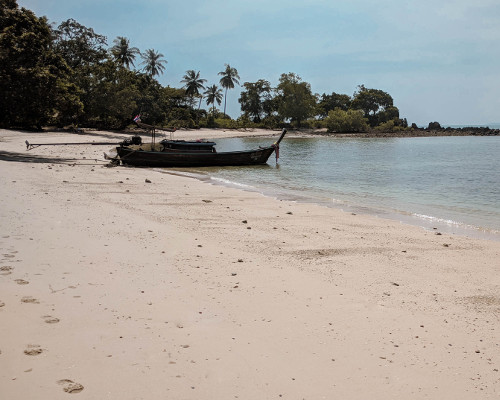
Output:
top-left (411, 213), bottom-right (500, 239)
top-left (412, 213), bottom-right (462, 226)
top-left (210, 177), bottom-right (255, 189)
top-left (331, 198), bottom-right (345, 204)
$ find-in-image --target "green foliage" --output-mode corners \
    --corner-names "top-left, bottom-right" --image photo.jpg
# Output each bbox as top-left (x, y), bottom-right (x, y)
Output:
top-left (374, 118), bottom-right (410, 132)
top-left (276, 73), bottom-right (316, 127)
top-left (166, 106), bottom-right (195, 128)
top-left (0, 2), bottom-right (82, 128)
top-left (213, 117), bottom-right (241, 129)
top-left (236, 115), bottom-right (257, 128)
top-left (181, 70), bottom-right (206, 98)
top-left (83, 60), bottom-right (141, 129)
top-left (133, 77), bottom-right (167, 125)
top-left (375, 119), bottom-right (396, 132)
top-left (218, 64), bottom-right (240, 90)
top-left (53, 18), bottom-right (108, 70)
top-left (204, 84), bottom-right (223, 114)
top-left (258, 115), bottom-right (281, 129)
top-left (180, 70), bottom-right (206, 114)
top-left (375, 106), bottom-right (400, 126)
top-left (111, 36), bottom-right (139, 69)
top-left (325, 108), bottom-right (369, 133)
top-left (303, 119), bottom-right (326, 129)
top-left (140, 49), bottom-right (167, 77)
top-left (351, 85), bottom-right (394, 127)
top-left (238, 79), bottom-right (274, 122)
top-left (53, 18), bottom-right (111, 126)
top-left (317, 92), bottom-right (351, 118)
top-left (2, 3), bottom-right (411, 131)
top-left (218, 63), bottom-right (240, 116)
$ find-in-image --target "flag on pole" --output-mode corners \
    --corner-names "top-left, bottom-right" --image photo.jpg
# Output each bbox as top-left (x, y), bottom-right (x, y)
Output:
top-left (133, 114), bottom-right (141, 122)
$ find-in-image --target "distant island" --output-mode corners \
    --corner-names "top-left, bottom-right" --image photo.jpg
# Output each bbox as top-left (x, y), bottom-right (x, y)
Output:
top-left (319, 124), bottom-right (500, 138)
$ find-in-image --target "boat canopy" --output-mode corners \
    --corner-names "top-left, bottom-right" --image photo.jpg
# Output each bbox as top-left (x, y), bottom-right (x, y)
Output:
top-left (160, 139), bottom-right (216, 152)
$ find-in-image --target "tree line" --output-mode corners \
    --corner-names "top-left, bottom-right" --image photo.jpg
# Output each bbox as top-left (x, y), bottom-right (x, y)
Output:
top-left (1, 1), bottom-right (410, 132)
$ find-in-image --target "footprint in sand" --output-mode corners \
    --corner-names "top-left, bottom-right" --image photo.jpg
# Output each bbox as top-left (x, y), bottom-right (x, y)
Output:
top-left (0, 301), bottom-right (5, 307)
top-left (21, 296), bottom-right (39, 304)
top-left (15, 279), bottom-right (29, 285)
top-left (57, 379), bottom-right (84, 393)
top-left (42, 315), bottom-right (60, 324)
top-left (24, 344), bottom-right (43, 356)
top-left (0, 266), bottom-right (13, 275)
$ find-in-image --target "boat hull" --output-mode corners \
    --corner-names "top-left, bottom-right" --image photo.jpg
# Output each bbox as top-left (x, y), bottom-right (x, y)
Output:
top-left (116, 146), bottom-right (277, 167)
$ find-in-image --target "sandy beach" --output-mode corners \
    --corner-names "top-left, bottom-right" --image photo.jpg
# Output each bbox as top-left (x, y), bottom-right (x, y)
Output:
top-left (1, 128), bottom-right (499, 399)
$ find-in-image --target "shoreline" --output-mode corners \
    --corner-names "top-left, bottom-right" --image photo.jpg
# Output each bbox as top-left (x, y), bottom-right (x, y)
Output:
top-left (22, 125), bottom-right (500, 140)
top-left (2, 128), bottom-right (500, 399)
top-left (5, 126), bottom-right (500, 240)
top-left (167, 168), bottom-right (500, 242)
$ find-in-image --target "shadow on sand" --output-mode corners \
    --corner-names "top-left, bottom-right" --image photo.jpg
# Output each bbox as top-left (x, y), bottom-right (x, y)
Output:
top-left (0, 150), bottom-right (78, 164)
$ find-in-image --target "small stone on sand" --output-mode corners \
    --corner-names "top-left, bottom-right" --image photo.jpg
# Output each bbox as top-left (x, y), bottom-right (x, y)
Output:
top-left (24, 345), bottom-right (43, 356)
top-left (42, 315), bottom-right (60, 324)
top-left (57, 379), bottom-right (84, 393)
top-left (21, 296), bottom-right (39, 304)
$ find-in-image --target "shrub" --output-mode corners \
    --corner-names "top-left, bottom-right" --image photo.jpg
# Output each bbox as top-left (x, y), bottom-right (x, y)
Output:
top-left (326, 108), bottom-right (368, 133)
top-left (214, 118), bottom-right (240, 129)
top-left (375, 119), bottom-right (395, 132)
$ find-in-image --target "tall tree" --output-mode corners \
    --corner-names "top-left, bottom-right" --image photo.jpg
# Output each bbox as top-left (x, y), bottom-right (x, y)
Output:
top-left (53, 18), bottom-right (108, 70)
top-left (317, 92), bottom-right (351, 118)
top-left (350, 85), bottom-right (395, 127)
top-left (238, 79), bottom-right (273, 122)
top-left (84, 59), bottom-right (141, 129)
top-left (276, 73), bottom-right (316, 127)
top-left (53, 18), bottom-right (109, 125)
top-left (111, 36), bottom-right (139, 69)
top-left (204, 84), bottom-right (223, 114)
top-left (0, 1), bottom-right (82, 128)
top-left (181, 70), bottom-right (206, 109)
top-left (218, 63), bottom-right (240, 117)
top-left (140, 49), bottom-right (167, 77)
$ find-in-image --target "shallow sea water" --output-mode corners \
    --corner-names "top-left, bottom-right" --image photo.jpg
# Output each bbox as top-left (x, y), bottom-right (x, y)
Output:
top-left (166, 135), bottom-right (500, 240)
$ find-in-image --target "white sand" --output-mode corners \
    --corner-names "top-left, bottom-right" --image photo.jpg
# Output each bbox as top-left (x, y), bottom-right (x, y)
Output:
top-left (1, 128), bottom-right (499, 399)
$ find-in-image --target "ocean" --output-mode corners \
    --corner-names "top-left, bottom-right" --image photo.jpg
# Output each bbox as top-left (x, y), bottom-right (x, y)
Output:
top-left (172, 135), bottom-right (500, 241)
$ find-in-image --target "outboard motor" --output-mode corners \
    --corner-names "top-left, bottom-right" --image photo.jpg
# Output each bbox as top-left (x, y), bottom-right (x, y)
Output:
top-left (121, 135), bottom-right (142, 147)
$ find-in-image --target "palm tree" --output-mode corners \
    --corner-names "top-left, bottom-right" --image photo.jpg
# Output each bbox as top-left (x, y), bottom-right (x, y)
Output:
top-left (204, 84), bottom-right (223, 114)
top-left (111, 36), bottom-right (139, 69)
top-left (181, 70), bottom-right (206, 109)
top-left (218, 63), bottom-right (240, 116)
top-left (140, 49), bottom-right (167, 77)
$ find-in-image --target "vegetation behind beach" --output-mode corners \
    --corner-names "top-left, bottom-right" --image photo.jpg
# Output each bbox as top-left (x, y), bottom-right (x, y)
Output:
top-left (1, 1), bottom-right (498, 135)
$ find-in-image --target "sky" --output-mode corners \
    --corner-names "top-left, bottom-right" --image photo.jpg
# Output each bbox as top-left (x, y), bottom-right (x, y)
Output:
top-left (17, 0), bottom-right (500, 126)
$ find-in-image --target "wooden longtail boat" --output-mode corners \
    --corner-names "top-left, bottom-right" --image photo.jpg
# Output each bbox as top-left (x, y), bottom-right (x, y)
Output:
top-left (115, 128), bottom-right (287, 168)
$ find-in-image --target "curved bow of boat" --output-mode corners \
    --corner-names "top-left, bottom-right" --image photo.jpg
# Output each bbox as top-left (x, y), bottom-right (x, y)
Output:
top-left (272, 128), bottom-right (287, 162)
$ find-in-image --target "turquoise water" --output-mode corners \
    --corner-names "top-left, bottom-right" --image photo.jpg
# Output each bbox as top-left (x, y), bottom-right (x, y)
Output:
top-left (173, 136), bottom-right (500, 240)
